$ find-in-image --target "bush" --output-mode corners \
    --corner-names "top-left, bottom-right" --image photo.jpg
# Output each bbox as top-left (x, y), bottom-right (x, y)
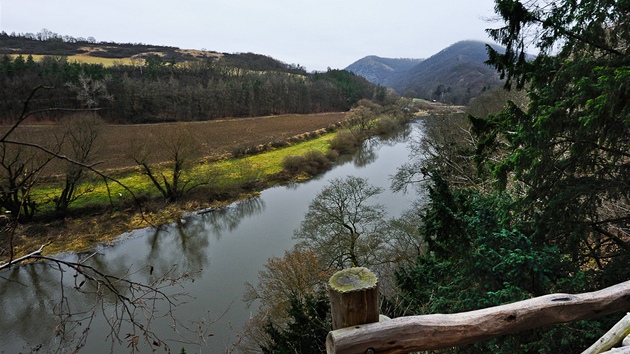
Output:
top-left (282, 150), bottom-right (331, 176)
top-left (328, 130), bottom-right (359, 154)
top-left (325, 149), bottom-right (340, 161)
top-left (282, 155), bottom-right (306, 174)
top-left (374, 116), bottom-right (398, 135)
top-left (270, 140), bottom-right (288, 148)
top-left (231, 146), bottom-right (247, 158)
top-left (326, 123), bottom-right (339, 133)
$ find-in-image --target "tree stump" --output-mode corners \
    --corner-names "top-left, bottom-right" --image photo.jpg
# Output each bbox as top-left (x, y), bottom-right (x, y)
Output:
top-left (328, 267), bottom-right (379, 330)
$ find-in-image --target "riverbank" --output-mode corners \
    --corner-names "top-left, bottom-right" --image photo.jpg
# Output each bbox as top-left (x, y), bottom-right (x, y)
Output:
top-left (5, 130), bottom-right (339, 261)
top-left (2, 101), bottom-right (458, 264)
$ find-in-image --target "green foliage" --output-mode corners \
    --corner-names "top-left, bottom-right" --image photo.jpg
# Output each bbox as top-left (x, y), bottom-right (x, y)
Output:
top-left (0, 40), bottom-right (379, 123)
top-left (479, 0), bottom-right (630, 282)
top-left (314, 69), bottom-right (375, 105)
top-left (395, 174), bottom-right (607, 352)
top-left (261, 291), bottom-right (331, 354)
top-left (405, 17), bottom-right (630, 353)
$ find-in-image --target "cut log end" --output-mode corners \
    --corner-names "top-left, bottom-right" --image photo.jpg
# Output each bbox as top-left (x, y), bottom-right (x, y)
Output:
top-left (329, 267), bottom-right (378, 293)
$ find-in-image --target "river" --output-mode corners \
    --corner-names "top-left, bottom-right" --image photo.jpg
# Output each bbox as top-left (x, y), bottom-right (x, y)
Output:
top-left (0, 120), bottom-right (425, 353)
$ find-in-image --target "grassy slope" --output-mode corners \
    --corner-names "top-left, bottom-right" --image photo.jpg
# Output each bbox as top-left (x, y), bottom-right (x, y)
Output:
top-left (10, 53), bottom-right (136, 66)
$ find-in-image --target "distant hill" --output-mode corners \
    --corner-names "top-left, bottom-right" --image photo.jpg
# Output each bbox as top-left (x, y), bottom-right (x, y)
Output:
top-left (0, 30), bottom-right (305, 73)
top-left (0, 32), bottom-right (205, 61)
top-left (344, 56), bottom-right (423, 86)
top-left (0, 30), bottom-right (379, 123)
top-left (346, 40), bottom-right (505, 105)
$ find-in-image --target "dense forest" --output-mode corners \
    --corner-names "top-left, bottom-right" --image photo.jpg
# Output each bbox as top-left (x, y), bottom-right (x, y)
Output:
top-left (0, 30), bottom-right (383, 123)
top-left (387, 40), bottom-right (504, 104)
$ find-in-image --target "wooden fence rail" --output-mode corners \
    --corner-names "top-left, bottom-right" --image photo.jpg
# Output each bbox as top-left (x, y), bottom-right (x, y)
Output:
top-left (326, 268), bottom-right (630, 354)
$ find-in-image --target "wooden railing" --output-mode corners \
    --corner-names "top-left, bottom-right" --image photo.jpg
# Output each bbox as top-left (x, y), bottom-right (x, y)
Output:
top-left (326, 268), bottom-right (630, 354)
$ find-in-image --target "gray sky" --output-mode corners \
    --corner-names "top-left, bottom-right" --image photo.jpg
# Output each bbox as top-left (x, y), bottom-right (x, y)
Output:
top-left (1, 0), bottom-right (500, 72)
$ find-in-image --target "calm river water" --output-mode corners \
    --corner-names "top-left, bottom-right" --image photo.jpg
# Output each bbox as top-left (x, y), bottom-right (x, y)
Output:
top-left (0, 120), bottom-right (425, 353)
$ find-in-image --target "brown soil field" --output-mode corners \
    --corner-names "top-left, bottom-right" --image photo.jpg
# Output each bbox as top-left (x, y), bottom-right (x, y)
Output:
top-left (9, 112), bottom-right (347, 174)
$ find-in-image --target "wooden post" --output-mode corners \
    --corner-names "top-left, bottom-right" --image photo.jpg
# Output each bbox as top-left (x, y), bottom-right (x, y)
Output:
top-left (328, 267), bottom-right (379, 331)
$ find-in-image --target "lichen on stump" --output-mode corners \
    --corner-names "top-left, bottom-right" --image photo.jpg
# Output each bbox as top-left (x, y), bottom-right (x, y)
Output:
top-left (328, 267), bottom-right (379, 330)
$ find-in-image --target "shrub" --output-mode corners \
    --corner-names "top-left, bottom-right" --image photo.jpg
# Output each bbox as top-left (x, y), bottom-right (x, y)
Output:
top-left (325, 149), bottom-right (340, 161)
top-left (303, 150), bottom-right (331, 174)
top-left (232, 146), bottom-right (246, 158)
top-left (282, 155), bottom-right (306, 174)
top-left (282, 150), bottom-right (332, 176)
top-left (270, 140), bottom-right (288, 148)
top-left (374, 116), bottom-right (398, 135)
top-left (328, 130), bottom-right (359, 154)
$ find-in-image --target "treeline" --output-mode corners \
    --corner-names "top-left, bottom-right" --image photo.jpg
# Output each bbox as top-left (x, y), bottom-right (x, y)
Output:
top-left (0, 47), bottom-right (382, 124)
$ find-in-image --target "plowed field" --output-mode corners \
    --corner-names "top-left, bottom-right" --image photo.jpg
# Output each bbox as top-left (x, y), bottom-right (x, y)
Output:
top-left (13, 112), bottom-right (346, 173)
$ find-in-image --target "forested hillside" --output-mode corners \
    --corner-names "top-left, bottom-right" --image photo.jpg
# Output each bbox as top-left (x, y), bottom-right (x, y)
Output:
top-left (387, 40), bottom-right (503, 104)
top-left (0, 30), bottom-right (382, 123)
top-left (346, 40), bottom-right (504, 105)
top-left (344, 56), bottom-right (423, 86)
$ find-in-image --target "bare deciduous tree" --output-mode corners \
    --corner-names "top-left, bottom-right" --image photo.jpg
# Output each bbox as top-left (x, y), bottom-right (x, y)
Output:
top-left (241, 248), bottom-right (333, 352)
top-left (130, 126), bottom-right (203, 202)
top-left (0, 87), bottom-right (206, 352)
top-left (293, 176), bottom-right (388, 268)
top-left (0, 129), bottom-right (54, 221)
top-left (54, 114), bottom-right (104, 214)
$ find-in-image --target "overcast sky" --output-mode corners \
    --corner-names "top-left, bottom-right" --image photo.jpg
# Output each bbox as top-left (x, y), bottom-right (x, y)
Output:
top-left (1, 0), bottom-right (500, 72)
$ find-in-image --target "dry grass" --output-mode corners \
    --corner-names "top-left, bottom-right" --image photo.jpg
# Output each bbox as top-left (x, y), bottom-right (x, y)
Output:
top-left (14, 49), bottom-right (220, 67)
top-left (11, 53), bottom-right (135, 67)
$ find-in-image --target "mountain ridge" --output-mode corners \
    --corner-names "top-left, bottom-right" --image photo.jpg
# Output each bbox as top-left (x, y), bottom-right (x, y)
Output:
top-left (346, 40), bottom-right (505, 105)
top-left (344, 56), bottom-right (423, 85)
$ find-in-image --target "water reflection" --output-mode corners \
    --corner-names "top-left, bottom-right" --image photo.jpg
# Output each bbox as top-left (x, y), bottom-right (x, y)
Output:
top-left (188, 196), bottom-right (266, 240)
top-left (142, 197), bottom-right (266, 277)
top-left (353, 139), bottom-right (378, 167)
top-left (352, 125), bottom-right (414, 168)
top-left (0, 262), bottom-right (100, 352)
